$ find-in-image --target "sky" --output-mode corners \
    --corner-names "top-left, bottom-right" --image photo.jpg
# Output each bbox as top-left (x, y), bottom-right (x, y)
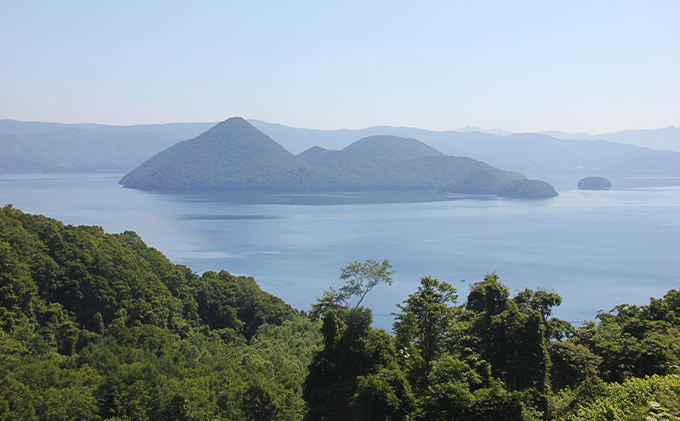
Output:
top-left (1, 1), bottom-right (679, 134)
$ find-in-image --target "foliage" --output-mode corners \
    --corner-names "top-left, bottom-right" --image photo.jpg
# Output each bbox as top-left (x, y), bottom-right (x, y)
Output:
top-left (303, 307), bottom-right (415, 421)
top-left (339, 259), bottom-right (394, 308)
top-left (557, 375), bottom-right (680, 421)
top-left (3, 206), bottom-right (680, 420)
top-left (0, 205), bottom-right (318, 421)
top-left (393, 276), bottom-right (457, 364)
top-left (305, 270), bottom-right (680, 420)
top-left (310, 259), bottom-right (393, 318)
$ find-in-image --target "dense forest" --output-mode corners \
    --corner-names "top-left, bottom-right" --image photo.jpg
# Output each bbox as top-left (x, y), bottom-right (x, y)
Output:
top-left (1, 206), bottom-right (678, 420)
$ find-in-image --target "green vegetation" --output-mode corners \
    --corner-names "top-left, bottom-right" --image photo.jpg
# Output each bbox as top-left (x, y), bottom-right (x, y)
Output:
top-left (298, 135), bottom-right (525, 191)
top-left (578, 176), bottom-right (612, 190)
top-left (2, 207), bottom-right (678, 420)
top-left (0, 205), bottom-right (320, 420)
top-left (119, 117), bottom-right (359, 191)
top-left (309, 259), bottom-right (394, 319)
top-left (440, 170), bottom-right (559, 198)
top-left (120, 118), bottom-right (558, 197)
top-left (305, 272), bottom-right (680, 420)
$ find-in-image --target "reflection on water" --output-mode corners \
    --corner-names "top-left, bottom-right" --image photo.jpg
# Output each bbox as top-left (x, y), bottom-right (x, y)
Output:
top-left (181, 214), bottom-right (287, 220)
top-left (153, 189), bottom-right (479, 206)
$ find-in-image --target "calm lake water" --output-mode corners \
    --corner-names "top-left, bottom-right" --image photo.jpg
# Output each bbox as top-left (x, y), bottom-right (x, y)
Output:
top-left (1, 173), bottom-right (679, 330)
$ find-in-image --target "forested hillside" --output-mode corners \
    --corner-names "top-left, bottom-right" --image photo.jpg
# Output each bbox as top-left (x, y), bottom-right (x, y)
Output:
top-left (439, 170), bottom-right (559, 198)
top-left (1, 206), bottom-right (678, 420)
top-left (119, 117), bottom-right (363, 191)
top-left (121, 118), bottom-right (556, 197)
top-left (298, 135), bottom-right (524, 188)
top-left (0, 205), bottom-right (321, 420)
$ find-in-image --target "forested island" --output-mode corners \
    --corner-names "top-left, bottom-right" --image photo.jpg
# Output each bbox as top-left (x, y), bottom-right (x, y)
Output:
top-left (578, 176), bottom-right (613, 190)
top-left (2, 206), bottom-right (679, 420)
top-left (119, 117), bottom-right (558, 199)
top-left (438, 170), bottom-right (558, 198)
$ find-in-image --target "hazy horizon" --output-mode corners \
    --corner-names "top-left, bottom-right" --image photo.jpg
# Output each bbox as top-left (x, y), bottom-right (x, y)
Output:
top-left (1, 116), bottom-right (677, 138)
top-left (2, 1), bottom-right (679, 139)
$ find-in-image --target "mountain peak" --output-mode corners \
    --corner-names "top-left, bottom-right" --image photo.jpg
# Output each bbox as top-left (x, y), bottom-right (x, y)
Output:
top-left (119, 117), bottom-right (330, 190)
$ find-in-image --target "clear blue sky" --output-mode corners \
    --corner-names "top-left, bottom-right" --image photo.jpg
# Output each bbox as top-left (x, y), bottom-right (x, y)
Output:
top-left (1, 1), bottom-right (678, 134)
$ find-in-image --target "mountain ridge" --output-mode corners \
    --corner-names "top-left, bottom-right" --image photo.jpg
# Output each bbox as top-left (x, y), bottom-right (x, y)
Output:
top-left (119, 117), bottom-right (356, 190)
top-left (119, 118), bottom-right (554, 197)
top-left (2, 118), bottom-right (678, 175)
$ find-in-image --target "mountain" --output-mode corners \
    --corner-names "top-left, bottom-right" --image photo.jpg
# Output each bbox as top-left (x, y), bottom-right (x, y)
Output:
top-left (3, 118), bottom-right (678, 175)
top-left (119, 117), bottom-right (362, 190)
top-left (121, 118), bottom-right (551, 196)
top-left (0, 132), bottom-right (55, 172)
top-left (250, 122), bottom-right (680, 175)
top-left (297, 135), bottom-right (443, 178)
top-left (453, 125), bottom-right (513, 136)
top-left (0, 119), bottom-right (215, 173)
top-left (539, 126), bottom-right (680, 152)
top-left (24, 129), bottom-right (181, 172)
top-left (0, 118), bottom-right (214, 139)
top-left (424, 133), bottom-right (680, 174)
top-left (299, 135), bottom-right (523, 187)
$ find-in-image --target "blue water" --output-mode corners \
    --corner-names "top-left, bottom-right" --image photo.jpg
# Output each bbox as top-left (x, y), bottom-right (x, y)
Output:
top-left (1, 173), bottom-right (679, 330)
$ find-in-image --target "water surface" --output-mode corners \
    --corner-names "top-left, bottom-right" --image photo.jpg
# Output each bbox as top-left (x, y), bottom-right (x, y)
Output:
top-left (1, 173), bottom-right (678, 330)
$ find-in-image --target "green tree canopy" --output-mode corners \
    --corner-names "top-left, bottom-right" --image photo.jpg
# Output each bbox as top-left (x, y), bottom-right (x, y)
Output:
top-left (393, 276), bottom-right (458, 364)
top-left (310, 259), bottom-right (393, 319)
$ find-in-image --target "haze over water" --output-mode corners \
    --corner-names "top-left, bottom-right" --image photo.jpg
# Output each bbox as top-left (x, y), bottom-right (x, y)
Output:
top-left (1, 173), bottom-right (679, 330)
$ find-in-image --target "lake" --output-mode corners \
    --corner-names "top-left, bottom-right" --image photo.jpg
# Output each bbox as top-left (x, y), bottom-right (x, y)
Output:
top-left (1, 172), bottom-right (679, 330)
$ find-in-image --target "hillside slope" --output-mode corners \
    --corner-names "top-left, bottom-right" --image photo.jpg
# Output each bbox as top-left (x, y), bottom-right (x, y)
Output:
top-left (251, 120), bottom-right (680, 174)
top-left (298, 135), bottom-right (524, 190)
top-left (0, 205), bottom-right (320, 420)
top-left (121, 118), bottom-right (551, 196)
top-left (119, 117), bottom-right (356, 190)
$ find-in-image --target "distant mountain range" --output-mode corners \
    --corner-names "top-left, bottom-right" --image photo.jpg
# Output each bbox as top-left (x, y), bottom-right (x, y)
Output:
top-left (1, 118), bottom-right (679, 175)
top-left (119, 117), bottom-right (556, 198)
top-left (537, 126), bottom-right (680, 152)
top-left (249, 121), bottom-right (680, 175)
top-left (0, 120), bottom-right (213, 173)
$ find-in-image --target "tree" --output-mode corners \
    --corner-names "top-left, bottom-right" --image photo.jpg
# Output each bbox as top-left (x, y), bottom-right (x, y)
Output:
top-left (339, 259), bottom-right (394, 308)
top-left (462, 274), bottom-right (553, 395)
top-left (465, 272), bottom-right (509, 316)
top-left (303, 307), bottom-right (413, 421)
top-left (392, 276), bottom-right (457, 363)
top-left (513, 287), bottom-right (562, 321)
top-left (310, 259), bottom-right (394, 319)
top-left (309, 287), bottom-right (346, 320)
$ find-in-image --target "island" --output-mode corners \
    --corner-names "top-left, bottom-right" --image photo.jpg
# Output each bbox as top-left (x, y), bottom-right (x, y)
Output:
top-left (438, 170), bottom-right (558, 198)
top-left (578, 176), bottom-right (612, 190)
top-left (120, 117), bottom-right (559, 198)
